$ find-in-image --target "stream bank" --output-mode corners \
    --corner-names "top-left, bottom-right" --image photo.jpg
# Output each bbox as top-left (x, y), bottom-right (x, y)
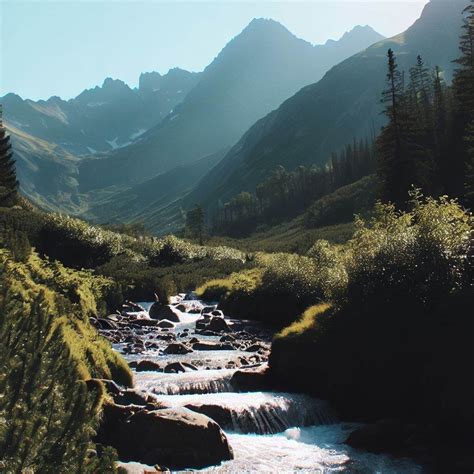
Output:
top-left (94, 295), bottom-right (422, 472)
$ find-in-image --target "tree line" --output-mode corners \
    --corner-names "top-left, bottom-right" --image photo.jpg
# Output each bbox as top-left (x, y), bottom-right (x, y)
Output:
top-left (186, 1), bottom-right (473, 238)
top-left (377, 2), bottom-right (474, 209)
top-left (209, 139), bottom-right (376, 236)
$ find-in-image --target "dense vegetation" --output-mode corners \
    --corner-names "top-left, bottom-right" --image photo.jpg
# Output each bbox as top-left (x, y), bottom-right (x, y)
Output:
top-left (377, 4), bottom-right (474, 209)
top-left (0, 243), bottom-right (131, 470)
top-left (270, 195), bottom-right (473, 430)
top-left (214, 140), bottom-right (376, 236)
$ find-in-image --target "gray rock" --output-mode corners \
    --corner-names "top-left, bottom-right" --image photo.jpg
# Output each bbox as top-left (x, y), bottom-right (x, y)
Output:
top-left (164, 343), bottom-right (193, 355)
top-left (150, 305), bottom-right (181, 323)
top-left (97, 403), bottom-right (233, 469)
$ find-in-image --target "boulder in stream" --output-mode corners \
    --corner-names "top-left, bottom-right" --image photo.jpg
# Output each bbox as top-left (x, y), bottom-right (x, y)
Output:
top-left (208, 317), bottom-right (232, 333)
top-left (231, 363), bottom-right (271, 391)
top-left (97, 403), bottom-right (233, 469)
top-left (164, 362), bottom-right (198, 373)
top-left (157, 319), bottom-right (176, 329)
top-left (192, 342), bottom-right (235, 351)
top-left (164, 343), bottom-right (193, 355)
top-left (136, 360), bottom-right (162, 372)
top-left (150, 305), bottom-right (181, 323)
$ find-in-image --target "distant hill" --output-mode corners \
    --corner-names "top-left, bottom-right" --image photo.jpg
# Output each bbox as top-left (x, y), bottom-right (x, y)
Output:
top-left (78, 20), bottom-right (384, 192)
top-left (1, 68), bottom-right (200, 155)
top-left (184, 0), bottom-right (465, 215)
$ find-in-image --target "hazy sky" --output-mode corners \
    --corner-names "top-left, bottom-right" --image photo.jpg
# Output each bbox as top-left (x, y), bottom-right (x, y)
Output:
top-left (1, 0), bottom-right (428, 100)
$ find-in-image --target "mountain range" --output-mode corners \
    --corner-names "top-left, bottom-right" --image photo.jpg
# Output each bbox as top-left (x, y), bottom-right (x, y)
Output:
top-left (183, 0), bottom-right (465, 217)
top-left (3, 1), bottom-right (465, 235)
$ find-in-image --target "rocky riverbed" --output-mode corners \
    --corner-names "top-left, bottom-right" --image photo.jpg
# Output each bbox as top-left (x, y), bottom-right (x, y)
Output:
top-left (94, 294), bottom-right (422, 473)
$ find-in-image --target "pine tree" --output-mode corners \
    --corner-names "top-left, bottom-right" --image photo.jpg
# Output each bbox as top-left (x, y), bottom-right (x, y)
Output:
top-left (451, 0), bottom-right (474, 199)
top-left (185, 205), bottom-right (205, 244)
top-left (377, 49), bottom-right (413, 208)
top-left (0, 106), bottom-right (18, 206)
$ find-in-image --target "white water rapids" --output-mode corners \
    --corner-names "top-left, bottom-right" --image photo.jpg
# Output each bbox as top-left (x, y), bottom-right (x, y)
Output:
top-left (118, 299), bottom-right (422, 472)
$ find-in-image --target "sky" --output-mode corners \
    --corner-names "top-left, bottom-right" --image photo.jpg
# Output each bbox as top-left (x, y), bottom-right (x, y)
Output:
top-left (0, 0), bottom-right (428, 101)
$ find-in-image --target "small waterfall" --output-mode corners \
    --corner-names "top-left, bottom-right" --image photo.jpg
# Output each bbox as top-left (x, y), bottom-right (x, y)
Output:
top-left (227, 393), bottom-right (336, 435)
top-left (155, 392), bottom-right (337, 435)
top-left (134, 369), bottom-right (235, 395)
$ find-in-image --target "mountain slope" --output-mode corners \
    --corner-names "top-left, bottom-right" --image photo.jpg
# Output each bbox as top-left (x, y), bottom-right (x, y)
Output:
top-left (83, 148), bottom-right (228, 231)
top-left (78, 20), bottom-right (384, 192)
top-left (1, 68), bottom-right (200, 155)
top-left (6, 123), bottom-right (84, 213)
top-left (185, 0), bottom-right (465, 213)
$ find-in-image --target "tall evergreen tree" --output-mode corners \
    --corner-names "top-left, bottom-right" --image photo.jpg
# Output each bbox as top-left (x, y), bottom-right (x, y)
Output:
top-left (0, 107), bottom-right (18, 206)
top-left (377, 49), bottom-right (413, 208)
top-left (451, 0), bottom-right (474, 199)
top-left (185, 205), bottom-right (205, 244)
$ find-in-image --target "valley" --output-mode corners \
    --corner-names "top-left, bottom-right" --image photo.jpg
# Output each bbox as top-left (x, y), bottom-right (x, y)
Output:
top-left (0, 0), bottom-right (473, 472)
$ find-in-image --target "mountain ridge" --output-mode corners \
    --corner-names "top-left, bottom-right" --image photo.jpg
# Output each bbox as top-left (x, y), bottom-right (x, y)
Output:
top-left (180, 0), bottom-right (465, 220)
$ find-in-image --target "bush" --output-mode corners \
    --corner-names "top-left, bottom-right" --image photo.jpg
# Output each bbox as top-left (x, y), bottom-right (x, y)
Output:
top-left (270, 195), bottom-right (474, 429)
top-left (0, 249), bottom-right (123, 471)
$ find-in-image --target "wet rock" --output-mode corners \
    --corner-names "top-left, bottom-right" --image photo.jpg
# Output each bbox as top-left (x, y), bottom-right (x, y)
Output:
top-left (176, 304), bottom-right (187, 312)
top-left (123, 301), bottom-right (146, 312)
top-left (196, 319), bottom-right (208, 330)
top-left (130, 319), bottom-right (159, 327)
top-left (148, 301), bottom-right (163, 319)
top-left (92, 318), bottom-right (119, 330)
top-left (201, 306), bottom-right (216, 315)
top-left (157, 319), bottom-right (176, 329)
top-left (211, 310), bottom-right (224, 318)
top-left (220, 334), bottom-right (236, 343)
top-left (164, 343), bottom-right (193, 355)
top-left (136, 360), bottom-right (162, 372)
top-left (245, 343), bottom-right (268, 353)
top-left (164, 362), bottom-right (198, 373)
top-left (184, 292), bottom-right (197, 300)
top-left (195, 329), bottom-right (220, 337)
top-left (150, 305), bottom-right (181, 323)
top-left (155, 333), bottom-right (176, 342)
top-left (114, 388), bottom-right (153, 406)
top-left (208, 317), bottom-right (232, 333)
top-left (345, 419), bottom-right (408, 454)
top-left (97, 403), bottom-right (233, 469)
top-left (231, 363), bottom-right (270, 392)
top-left (192, 342), bottom-right (235, 351)
top-left (184, 404), bottom-right (233, 429)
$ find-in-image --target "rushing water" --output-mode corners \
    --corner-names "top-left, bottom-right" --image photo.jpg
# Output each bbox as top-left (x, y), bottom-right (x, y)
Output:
top-left (117, 298), bottom-right (422, 473)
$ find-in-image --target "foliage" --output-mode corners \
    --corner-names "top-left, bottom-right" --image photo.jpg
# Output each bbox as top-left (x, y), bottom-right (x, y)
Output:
top-left (0, 108), bottom-right (19, 207)
top-left (0, 249), bottom-right (123, 471)
top-left (184, 205), bottom-right (205, 244)
top-left (378, 16), bottom-right (474, 209)
top-left (271, 194), bottom-right (473, 428)
top-left (276, 303), bottom-right (332, 339)
top-left (214, 139), bottom-right (376, 236)
top-left (304, 175), bottom-right (376, 228)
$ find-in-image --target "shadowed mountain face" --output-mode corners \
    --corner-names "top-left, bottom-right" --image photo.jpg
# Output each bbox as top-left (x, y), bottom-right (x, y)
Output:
top-left (1, 68), bottom-right (200, 156)
top-left (78, 20), bottom-right (384, 193)
top-left (183, 0), bottom-right (466, 216)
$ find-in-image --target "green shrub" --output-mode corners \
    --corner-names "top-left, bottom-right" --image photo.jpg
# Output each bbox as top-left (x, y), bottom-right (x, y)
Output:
top-left (0, 249), bottom-right (121, 471)
top-left (271, 194), bottom-right (473, 428)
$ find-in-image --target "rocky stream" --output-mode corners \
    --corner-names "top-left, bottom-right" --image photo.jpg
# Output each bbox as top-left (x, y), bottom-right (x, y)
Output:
top-left (94, 294), bottom-right (422, 473)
